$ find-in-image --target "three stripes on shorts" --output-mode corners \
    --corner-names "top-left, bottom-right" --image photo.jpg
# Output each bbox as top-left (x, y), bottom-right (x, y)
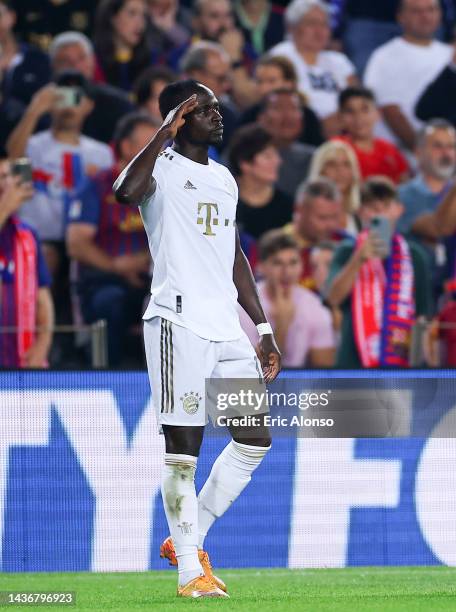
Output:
top-left (160, 319), bottom-right (174, 413)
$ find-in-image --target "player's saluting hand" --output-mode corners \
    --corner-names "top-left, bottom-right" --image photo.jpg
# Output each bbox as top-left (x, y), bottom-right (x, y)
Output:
top-left (161, 94), bottom-right (198, 139)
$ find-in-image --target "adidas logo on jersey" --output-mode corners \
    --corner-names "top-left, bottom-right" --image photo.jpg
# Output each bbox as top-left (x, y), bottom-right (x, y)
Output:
top-left (184, 180), bottom-right (197, 190)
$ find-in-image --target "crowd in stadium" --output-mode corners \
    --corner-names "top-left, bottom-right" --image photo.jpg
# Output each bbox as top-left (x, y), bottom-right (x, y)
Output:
top-left (1, 0), bottom-right (456, 369)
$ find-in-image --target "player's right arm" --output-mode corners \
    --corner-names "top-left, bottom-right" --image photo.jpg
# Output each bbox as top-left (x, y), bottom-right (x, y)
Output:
top-left (113, 94), bottom-right (198, 206)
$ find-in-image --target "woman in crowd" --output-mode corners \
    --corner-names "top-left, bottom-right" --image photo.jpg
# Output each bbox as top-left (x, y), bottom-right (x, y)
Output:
top-left (309, 140), bottom-right (361, 236)
top-left (229, 123), bottom-right (293, 239)
top-left (94, 0), bottom-right (151, 92)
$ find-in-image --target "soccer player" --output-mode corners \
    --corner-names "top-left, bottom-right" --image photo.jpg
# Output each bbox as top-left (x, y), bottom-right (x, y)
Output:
top-left (113, 79), bottom-right (281, 598)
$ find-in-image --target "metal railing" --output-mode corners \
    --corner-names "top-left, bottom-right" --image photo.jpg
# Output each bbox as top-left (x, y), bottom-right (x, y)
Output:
top-left (0, 320), bottom-right (108, 368)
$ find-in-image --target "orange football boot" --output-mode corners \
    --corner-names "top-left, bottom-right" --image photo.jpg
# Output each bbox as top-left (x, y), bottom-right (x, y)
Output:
top-left (160, 536), bottom-right (228, 593)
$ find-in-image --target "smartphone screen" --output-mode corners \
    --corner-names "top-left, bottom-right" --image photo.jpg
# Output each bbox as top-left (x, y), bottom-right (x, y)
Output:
top-left (11, 158), bottom-right (33, 183)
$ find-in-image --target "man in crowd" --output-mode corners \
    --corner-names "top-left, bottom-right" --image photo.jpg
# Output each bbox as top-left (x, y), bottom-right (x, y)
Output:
top-left (364, 0), bottom-right (452, 150)
top-left (66, 113), bottom-right (157, 366)
top-left (180, 41), bottom-right (238, 150)
top-left (0, 158), bottom-right (53, 368)
top-left (326, 177), bottom-right (432, 368)
top-left (282, 177), bottom-right (344, 290)
top-left (133, 65), bottom-right (176, 124)
top-left (6, 70), bottom-right (114, 283)
top-left (170, 0), bottom-right (257, 107)
top-left (257, 88), bottom-right (315, 198)
top-left (336, 86), bottom-right (409, 184)
top-left (398, 119), bottom-right (456, 236)
top-left (270, 0), bottom-right (356, 138)
top-left (49, 31), bottom-right (135, 143)
top-left (239, 229), bottom-right (335, 367)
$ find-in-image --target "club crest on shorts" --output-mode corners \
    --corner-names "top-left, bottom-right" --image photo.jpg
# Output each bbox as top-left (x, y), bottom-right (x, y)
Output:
top-left (180, 391), bottom-right (202, 414)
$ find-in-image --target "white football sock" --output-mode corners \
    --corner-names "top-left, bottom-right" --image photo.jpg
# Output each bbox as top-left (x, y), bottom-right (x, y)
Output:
top-left (197, 440), bottom-right (270, 549)
top-left (161, 453), bottom-right (203, 586)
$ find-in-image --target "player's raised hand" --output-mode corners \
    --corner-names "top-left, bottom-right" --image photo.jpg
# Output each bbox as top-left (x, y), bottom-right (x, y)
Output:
top-left (258, 334), bottom-right (281, 384)
top-left (161, 94), bottom-right (198, 139)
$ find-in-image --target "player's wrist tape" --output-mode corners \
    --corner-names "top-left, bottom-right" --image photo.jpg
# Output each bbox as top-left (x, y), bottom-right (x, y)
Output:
top-left (257, 322), bottom-right (273, 336)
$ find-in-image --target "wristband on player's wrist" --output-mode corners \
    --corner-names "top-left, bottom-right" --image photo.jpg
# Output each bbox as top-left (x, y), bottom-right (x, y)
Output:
top-left (257, 322), bottom-right (273, 336)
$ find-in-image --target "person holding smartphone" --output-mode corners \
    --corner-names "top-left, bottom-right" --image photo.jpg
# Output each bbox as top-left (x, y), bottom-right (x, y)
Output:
top-left (325, 176), bottom-right (432, 368)
top-left (0, 157), bottom-right (54, 368)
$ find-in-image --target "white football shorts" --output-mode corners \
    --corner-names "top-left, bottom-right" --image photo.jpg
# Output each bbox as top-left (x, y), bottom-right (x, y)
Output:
top-left (144, 316), bottom-right (265, 426)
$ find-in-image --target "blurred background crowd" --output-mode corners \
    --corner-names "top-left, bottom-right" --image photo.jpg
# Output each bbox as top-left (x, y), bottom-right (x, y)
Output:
top-left (1, 0), bottom-right (456, 369)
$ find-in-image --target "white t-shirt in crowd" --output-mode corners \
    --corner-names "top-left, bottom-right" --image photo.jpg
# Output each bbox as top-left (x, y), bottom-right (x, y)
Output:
top-left (141, 147), bottom-right (244, 342)
top-left (364, 37), bottom-right (452, 144)
top-left (269, 40), bottom-right (355, 119)
top-left (19, 130), bottom-right (114, 241)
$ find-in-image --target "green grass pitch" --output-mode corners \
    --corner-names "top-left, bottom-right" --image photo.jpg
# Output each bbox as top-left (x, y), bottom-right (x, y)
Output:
top-left (1, 567), bottom-right (455, 611)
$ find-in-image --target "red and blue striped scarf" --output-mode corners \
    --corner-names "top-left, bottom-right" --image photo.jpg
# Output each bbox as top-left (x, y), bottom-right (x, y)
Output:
top-left (0, 216), bottom-right (37, 367)
top-left (352, 231), bottom-right (415, 367)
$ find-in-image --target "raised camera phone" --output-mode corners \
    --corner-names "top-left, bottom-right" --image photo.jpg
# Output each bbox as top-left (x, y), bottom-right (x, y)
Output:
top-left (11, 158), bottom-right (33, 183)
top-left (369, 215), bottom-right (392, 258)
top-left (56, 86), bottom-right (82, 109)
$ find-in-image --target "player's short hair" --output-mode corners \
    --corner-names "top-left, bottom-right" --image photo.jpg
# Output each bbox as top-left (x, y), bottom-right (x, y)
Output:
top-left (158, 79), bottom-right (206, 120)
top-left (133, 66), bottom-right (176, 106)
top-left (227, 124), bottom-right (274, 176)
top-left (360, 176), bottom-right (397, 206)
top-left (258, 229), bottom-right (300, 262)
top-left (113, 112), bottom-right (160, 157)
top-left (49, 31), bottom-right (94, 62)
top-left (256, 55), bottom-right (298, 84)
top-left (180, 41), bottom-right (229, 74)
top-left (285, 0), bottom-right (330, 27)
top-left (417, 118), bottom-right (456, 148)
top-left (339, 86), bottom-right (376, 110)
top-left (295, 177), bottom-right (340, 206)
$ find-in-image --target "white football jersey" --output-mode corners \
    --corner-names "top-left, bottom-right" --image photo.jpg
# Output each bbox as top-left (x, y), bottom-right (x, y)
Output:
top-left (140, 147), bottom-right (243, 341)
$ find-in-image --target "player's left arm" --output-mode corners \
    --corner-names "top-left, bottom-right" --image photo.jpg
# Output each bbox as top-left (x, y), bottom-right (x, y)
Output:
top-left (233, 227), bottom-right (281, 382)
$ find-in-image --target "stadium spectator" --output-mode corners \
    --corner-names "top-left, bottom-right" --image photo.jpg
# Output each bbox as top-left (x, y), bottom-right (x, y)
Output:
top-left (257, 88), bottom-right (315, 199)
top-left (282, 177), bottom-right (344, 290)
top-left (233, 0), bottom-right (285, 56)
top-left (0, 158), bottom-right (54, 368)
top-left (331, 0), bottom-right (402, 76)
top-left (0, 0), bottom-right (51, 106)
top-left (147, 0), bottom-right (192, 48)
top-left (169, 0), bottom-right (258, 107)
top-left (13, 0), bottom-right (93, 51)
top-left (364, 0), bottom-right (452, 151)
top-left (133, 65), bottom-right (176, 122)
top-left (336, 87), bottom-right (409, 184)
top-left (269, 0), bottom-right (357, 138)
top-left (326, 176), bottom-right (432, 367)
top-left (310, 240), bottom-right (336, 296)
top-left (239, 54), bottom-right (324, 147)
top-left (239, 230), bottom-right (335, 367)
top-left (229, 124), bottom-right (293, 239)
top-left (93, 0), bottom-right (152, 92)
top-left (6, 71), bottom-right (114, 282)
top-left (310, 240), bottom-right (343, 333)
top-left (415, 40), bottom-right (456, 127)
top-left (309, 140), bottom-right (361, 236)
top-left (49, 31), bottom-right (135, 144)
top-left (397, 119), bottom-right (456, 236)
top-left (180, 41), bottom-right (238, 149)
top-left (66, 112), bottom-right (156, 366)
